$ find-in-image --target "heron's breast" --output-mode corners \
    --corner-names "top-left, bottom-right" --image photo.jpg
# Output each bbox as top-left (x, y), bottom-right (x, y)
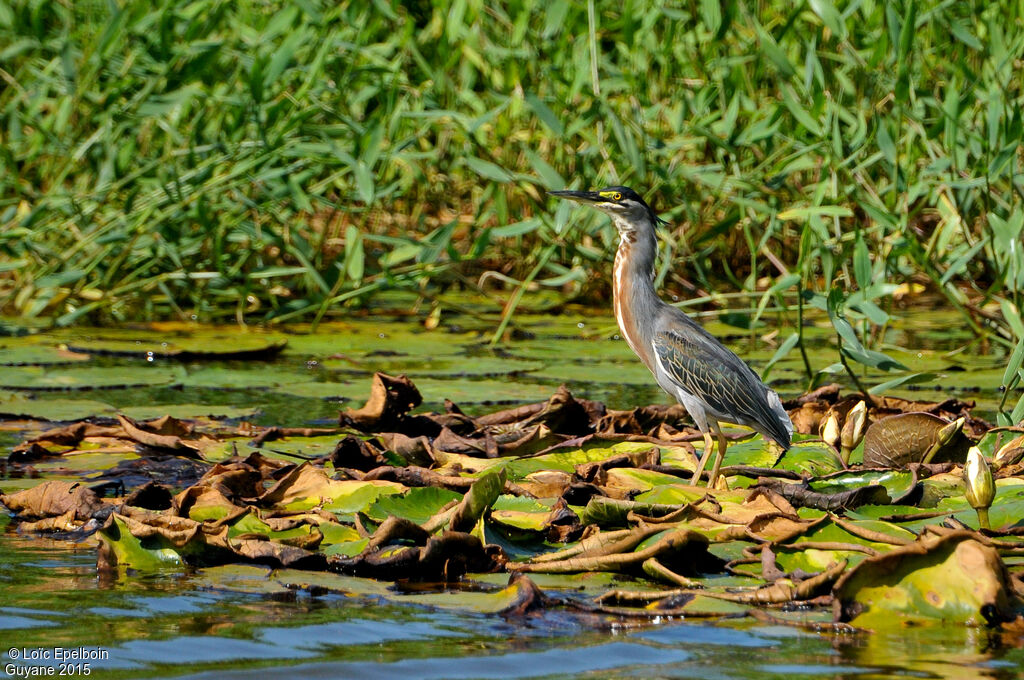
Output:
top-left (612, 250), bottom-right (654, 369)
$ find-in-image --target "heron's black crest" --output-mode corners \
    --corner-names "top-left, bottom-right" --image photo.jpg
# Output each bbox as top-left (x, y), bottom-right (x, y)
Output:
top-left (598, 186), bottom-right (669, 226)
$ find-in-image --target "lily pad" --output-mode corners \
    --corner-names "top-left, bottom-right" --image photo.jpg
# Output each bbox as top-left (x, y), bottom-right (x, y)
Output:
top-left (774, 440), bottom-right (845, 476)
top-left (632, 485), bottom-right (707, 506)
top-left (833, 532), bottom-right (1017, 627)
top-left (97, 515), bottom-right (185, 571)
top-left (180, 366), bottom-right (315, 390)
top-left (119, 404), bottom-right (261, 421)
top-left (324, 356), bottom-right (544, 378)
top-left (283, 325), bottom-right (479, 359)
top-left (504, 338), bottom-right (637, 363)
top-left (810, 470), bottom-right (919, 505)
top-left (270, 381), bottom-right (360, 401)
top-left (863, 413), bottom-right (970, 467)
top-left (720, 434), bottom-right (785, 469)
top-left (0, 393), bottom-right (117, 421)
top-left (261, 464), bottom-right (406, 513)
top-left (506, 441), bottom-right (659, 479)
top-left (530, 360), bottom-right (655, 385)
top-left (65, 334), bottom-right (287, 359)
top-left (0, 345), bottom-right (91, 366)
top-left (489, 495), bottom-right (556, 532)
top-left (412, 378), bottom-right (555, 406)
top-left (0, 366), bottom-right (182, 391)
top-left (365, 487), bottom-right (463, 524)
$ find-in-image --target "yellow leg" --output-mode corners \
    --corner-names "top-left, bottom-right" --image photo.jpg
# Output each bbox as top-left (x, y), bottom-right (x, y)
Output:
top-left (691, 431), bottom-right (715, 485)
top-left (707, 425), bottom-right (729, 490)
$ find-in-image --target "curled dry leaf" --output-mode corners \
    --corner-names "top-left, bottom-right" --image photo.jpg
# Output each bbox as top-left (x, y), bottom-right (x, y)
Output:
top-left (341, 372), bottom-right (423, 431)
top-left (0, 481), bottom-right (106, 521)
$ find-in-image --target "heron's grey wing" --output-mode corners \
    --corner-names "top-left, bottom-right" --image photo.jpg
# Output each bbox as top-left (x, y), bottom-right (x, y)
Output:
top-left (652, 328), bottom-right (791, 446)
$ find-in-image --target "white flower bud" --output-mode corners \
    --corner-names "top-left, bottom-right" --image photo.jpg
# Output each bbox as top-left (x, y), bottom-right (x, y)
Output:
top-left (963, 446), bottom-right (995, 511)
top-left (820, 411), bottom-right (840, 449)
top-left (841, 400), bottom-right (867, 452)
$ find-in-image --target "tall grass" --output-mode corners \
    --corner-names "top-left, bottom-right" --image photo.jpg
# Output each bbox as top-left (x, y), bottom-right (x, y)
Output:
top-left (1, 0), bottom-right (1022, 355)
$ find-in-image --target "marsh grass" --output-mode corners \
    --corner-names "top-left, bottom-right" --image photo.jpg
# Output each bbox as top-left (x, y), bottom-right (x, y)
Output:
top-left (1, 0), bottom-right (1023, 412)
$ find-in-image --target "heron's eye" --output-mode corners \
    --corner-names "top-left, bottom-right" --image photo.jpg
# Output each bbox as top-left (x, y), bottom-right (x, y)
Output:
top-left (611, 192), bottom-right (622, 201)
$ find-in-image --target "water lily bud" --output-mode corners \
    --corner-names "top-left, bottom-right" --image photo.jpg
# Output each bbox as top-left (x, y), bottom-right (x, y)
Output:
top-left (820, 411), bottom-right (841, 449)
top-left (992, 434), bottom-right (1024, 470)
top-left (922, 416), bottom-right (965, 465)
top-left (840, 401), bottom-right (867, 464)
top-left (937, 417), bottom-right (965, 446)
top-left (963, 445), bottom-right (995, 530)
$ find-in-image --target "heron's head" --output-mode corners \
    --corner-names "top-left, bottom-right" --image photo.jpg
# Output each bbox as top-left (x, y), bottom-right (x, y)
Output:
top-left (548, 186), bottom-right (666, 237)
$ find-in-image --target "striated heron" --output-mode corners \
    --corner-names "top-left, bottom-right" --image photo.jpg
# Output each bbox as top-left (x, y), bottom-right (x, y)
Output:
top-left (550, 186), bottom-right (793, 488)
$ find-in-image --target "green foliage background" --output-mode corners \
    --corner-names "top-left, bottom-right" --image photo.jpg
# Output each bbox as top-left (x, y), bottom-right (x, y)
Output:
top-left (1, 0), bottom-right (1022, 335)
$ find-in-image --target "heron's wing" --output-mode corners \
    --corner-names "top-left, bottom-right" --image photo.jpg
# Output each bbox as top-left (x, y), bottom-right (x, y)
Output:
top-left (652, 327), bottom-right (790, 445)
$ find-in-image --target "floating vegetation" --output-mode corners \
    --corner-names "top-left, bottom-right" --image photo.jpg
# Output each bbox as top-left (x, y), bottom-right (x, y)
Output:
top-left (3, 372), bottom-right (1024, 632)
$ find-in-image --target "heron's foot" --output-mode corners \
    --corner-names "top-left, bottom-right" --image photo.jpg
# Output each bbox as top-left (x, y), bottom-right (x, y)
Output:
top-left (705, 427), bottom-right (728, 489)
top-left (691, 431), bottom-right (715, 486)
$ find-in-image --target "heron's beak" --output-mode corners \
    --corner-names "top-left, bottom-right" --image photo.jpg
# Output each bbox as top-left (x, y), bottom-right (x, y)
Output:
top-left (547, 190), bottom-right (603, 204)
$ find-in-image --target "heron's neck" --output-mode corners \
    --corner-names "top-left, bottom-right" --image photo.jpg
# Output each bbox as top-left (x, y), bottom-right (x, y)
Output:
top-left (612, 223), bottom-right (661, 366)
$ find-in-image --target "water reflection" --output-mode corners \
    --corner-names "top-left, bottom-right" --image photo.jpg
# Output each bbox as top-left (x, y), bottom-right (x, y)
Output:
top-left (834, 627), bottom-right (1021, 680)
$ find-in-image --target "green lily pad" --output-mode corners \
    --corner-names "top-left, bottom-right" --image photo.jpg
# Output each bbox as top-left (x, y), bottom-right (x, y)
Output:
top-left (391, 575), bottom-right (548, 614)
top-left (323, 537), bottom-right (370, 557)
top-left (810, 470), bottom-right (918, 504)
top-left (225, 513), bottom-right (318, 542)
top-left (0, 366), bottom-right (182, 391)
top-left (65, 334), bottom-right (287, 359)
top-left (33, 450), bottom-right (138, 476)
top-left (632, 485), bottom-right (707, 506)
top-left (324, 356), bottom-right (544, 378)
top-left (489, 495), bottom-right (555, 532)
top-left (530, 360), bottom-right (655, 385)
top-left (774, 519), bottom-right (910, 573)
top-left (365, 487), bottom-right (462, 524)
top-left (774, 440), bottom-right (845, 476)
top-left (931, 478), bottom-right (1024, 531)
top-left (119, 404), bottom-right (261, 421)
top-left (0, 392), bottom-right (116, 421)
top-left (257, 463), bottom-right (406, 514)
top-left (579, 496), bottom-right (690, 527)
top-left (180, 366), bottom-right (315, 390)
top-left (189, 564), bottom-right (294, 595)
top-left (503, 337), bottom-right (637, 363)
top-left (720, 434), bottom-right (785, 468)
top-left (97, 515), bottom-right (185, 571)
top-left (269, 381), bottom-right (364, 401)
top-left (834, 533), bottom-right (1017, 626)
top-left (197, 438), bottom-right (260, 463)
top-left (0, 345), bottom-right (91, 366)
top-left (605, 467), bottom-right (690, 492)
top-left (412, 378), bottom-right (555, 406)
top-left (258, 435), bottom-right (345, 460)
top-left (283, 325), bottom-right (480, 359)
top-left (506, 441), bottom-right (661, 479)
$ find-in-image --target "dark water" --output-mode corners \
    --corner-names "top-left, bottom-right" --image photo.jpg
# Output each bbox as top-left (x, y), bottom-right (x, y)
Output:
top-left (2, 310), bottom-right (1023, 679)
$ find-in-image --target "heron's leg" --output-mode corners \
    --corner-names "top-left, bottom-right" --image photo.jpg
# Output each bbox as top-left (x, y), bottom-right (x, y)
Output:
top-left (707, 422), bottom-right (728, 489)
top-left (691, 430), bottom-right (715, 485)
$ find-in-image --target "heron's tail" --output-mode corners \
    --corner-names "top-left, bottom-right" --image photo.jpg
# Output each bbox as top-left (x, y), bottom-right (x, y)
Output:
top-left (764, 389), bottom-right (794, 450)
